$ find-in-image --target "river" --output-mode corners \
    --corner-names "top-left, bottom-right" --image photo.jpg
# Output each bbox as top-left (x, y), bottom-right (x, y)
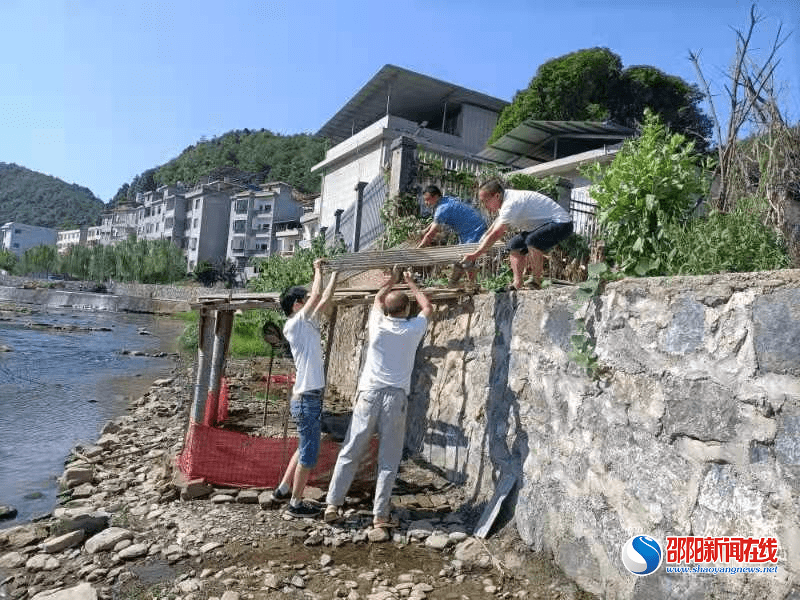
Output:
top-left (0, 308), bottom-right (185, 528)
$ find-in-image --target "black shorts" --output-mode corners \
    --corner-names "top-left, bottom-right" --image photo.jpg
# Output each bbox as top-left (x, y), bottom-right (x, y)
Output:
top-left (507, 221), bottom-right (573, 254)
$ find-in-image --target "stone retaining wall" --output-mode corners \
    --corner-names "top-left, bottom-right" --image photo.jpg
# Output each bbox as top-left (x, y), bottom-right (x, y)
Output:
top-left (326, 269), bottom-right (800, 599)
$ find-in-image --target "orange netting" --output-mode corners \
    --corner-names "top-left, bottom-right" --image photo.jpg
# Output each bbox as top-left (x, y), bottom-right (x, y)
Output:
top-left (179, 376), bottom-right (376, 489)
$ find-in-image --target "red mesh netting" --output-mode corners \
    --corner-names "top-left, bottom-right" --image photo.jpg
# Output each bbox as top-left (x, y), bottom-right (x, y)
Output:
top-left (177, 422), bottom-right (377, 488)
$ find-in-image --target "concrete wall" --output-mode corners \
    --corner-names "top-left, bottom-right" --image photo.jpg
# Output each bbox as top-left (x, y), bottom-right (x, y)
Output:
top-left (326, 270), bottom-right (800, 599)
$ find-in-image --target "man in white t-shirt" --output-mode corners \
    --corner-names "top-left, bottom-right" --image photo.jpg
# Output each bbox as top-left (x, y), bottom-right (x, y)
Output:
top-left (463, 180), bottom-right (573, 290)
top-left (324, 269), bottom-right (432, 528)
top-left (273, 258), bottom-right (339, 518)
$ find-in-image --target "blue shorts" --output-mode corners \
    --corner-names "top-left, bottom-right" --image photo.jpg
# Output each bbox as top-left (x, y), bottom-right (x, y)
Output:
top-left (507, 221), bottom-right (573, 254)
top-left (290, 389), bottom-right (323, 468)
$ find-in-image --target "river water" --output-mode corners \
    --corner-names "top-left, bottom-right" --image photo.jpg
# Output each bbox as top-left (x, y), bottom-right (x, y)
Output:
top-left (0, 309), bottom-right (185, 528)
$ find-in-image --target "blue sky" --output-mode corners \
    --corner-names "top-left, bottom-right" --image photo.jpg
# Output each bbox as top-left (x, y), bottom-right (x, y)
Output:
top-left (0, 0), bottom-right (797, 202)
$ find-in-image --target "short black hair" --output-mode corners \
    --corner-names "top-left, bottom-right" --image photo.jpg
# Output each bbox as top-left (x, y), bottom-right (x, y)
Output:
top-left (423, 184), bottom-right (442, 197)
top-left (280, 286), bottom-right (307, 316)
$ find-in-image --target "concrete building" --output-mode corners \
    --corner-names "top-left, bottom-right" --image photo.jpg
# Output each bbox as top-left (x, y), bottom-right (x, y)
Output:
top-left (136, 184), bottom-right (188, 247)
top-left (99, 204), bottom-right (139, 246)
top-left (226, 181), bottom-right (303, 275)
top-left (311, 64), bottom-right (508, 231)
top-left (56, 227), bottom-right (87, 254)
top-left (298, 195), bottom-right (321, 250)
top-left (184, 180), bottom-right (239, 271)
top-left (1, 222), bottom-right (58, 256)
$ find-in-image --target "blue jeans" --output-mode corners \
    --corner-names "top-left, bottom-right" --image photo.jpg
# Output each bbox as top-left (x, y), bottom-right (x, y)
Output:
top-left (290, 389), bottom-right (323, 468)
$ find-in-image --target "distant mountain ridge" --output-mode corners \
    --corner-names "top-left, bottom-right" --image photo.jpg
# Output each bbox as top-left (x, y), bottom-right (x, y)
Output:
top-left (0, 163), bottom-right (105, 229)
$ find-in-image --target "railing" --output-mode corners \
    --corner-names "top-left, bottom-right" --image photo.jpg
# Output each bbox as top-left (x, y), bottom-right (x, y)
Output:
top-left (569, 186), bottom-right (599, 245)
top-left (325, 173), bottom-right (388, 252)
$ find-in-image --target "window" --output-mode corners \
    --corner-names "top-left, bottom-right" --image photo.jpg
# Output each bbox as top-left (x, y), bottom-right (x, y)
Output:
top-left (258, 204), bottom-right (272, 213)
top-left (189, 238), bottom-right (197, 250)
top-left (233, 220), bottom-right (246, 233)
top-left (165, 217), bottom-right (174, 229)
top-left (193, 218), bottom-right (198, 229)
top-left (195, 199), bottom-right (200, 209)
top-left (14, 229), bottom-right (21, 234)
top-left (235, 199), bottom-right (248, 214)
top-left (13, 243), bottom-right (19, 248)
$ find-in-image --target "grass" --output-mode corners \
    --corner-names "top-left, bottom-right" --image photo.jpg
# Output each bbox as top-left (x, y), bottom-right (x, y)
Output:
top-left (173, 309), bottom-right (283, 359)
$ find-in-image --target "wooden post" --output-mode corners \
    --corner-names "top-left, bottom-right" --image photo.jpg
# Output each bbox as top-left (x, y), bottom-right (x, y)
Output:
top-left (353, 182), bottom-right (367, 252)
top-left (206, 310), bottom-right (234, 425)
top-left (191, 307), bottom-right (216, 423)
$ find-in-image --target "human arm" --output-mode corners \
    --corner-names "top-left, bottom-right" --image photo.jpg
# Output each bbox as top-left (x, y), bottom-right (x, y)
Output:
top-left (462, 221), bottom-right (507, 263)
top-left (417, 222), bottom-right (441, 248)
top-left (405, 271), bottom-right (433, 319)
top-left (298, 258), bottom-right (326, 318)
top-left (373, 266), bottom-right (400, 312)
top-left (310, 270), bottom-right (339, 320)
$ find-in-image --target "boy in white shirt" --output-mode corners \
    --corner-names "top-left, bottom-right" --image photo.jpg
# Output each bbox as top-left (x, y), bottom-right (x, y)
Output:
top-left (273, 258), bottom-right (338, 517)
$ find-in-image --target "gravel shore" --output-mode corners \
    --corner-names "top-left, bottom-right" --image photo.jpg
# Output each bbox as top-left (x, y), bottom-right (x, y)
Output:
top-left (0, 357), bottom-right (594, 600)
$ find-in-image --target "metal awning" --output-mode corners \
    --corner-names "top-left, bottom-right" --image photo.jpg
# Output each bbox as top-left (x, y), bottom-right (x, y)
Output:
top-left (477, 120), bottom-right (635, 169)
top-left (316, 64), bottom-right (508, 144)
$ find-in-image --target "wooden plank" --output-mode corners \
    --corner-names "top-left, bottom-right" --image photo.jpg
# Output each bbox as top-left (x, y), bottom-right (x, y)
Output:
top-left (474, 472), bottom-right (517, 539)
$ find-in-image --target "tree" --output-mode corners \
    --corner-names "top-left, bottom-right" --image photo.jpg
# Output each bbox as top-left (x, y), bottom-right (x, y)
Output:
top-left (18, 244), bottom-right (58, 276)
top-left (0, 249), bottom-right (17, 273)
top-left (489, 48), bottom-right (712, 151)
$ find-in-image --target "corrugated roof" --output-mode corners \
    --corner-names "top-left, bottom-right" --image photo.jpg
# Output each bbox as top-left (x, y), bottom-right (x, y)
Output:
top-left (477, 120), bottom-right (634, 169)
top-left (316, 64), bottom-right (509, 144)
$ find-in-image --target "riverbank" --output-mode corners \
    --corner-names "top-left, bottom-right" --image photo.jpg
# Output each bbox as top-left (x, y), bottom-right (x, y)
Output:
top-left (0, 357), bottom-right (592, 600)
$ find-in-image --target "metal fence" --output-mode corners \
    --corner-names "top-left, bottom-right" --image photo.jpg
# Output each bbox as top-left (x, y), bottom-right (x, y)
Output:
top-left (325, 173), bottom-right (388, 252)
top-left (569, 186), bottom-right (599, 244)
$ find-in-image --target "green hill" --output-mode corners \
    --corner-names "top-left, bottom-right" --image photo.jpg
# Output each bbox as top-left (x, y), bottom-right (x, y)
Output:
top-left (0, 163), bottom-right (105, 229)
top-left (114, 130), bottom-right (327, 205)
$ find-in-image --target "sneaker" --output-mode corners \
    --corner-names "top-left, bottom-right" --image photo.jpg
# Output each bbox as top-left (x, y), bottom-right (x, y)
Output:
top-left (324, 505), bottom-right (342, 523)
top-left (270, 488), bottom-right (290, 504)
top-left (286, 502), bottom-right (321, 518)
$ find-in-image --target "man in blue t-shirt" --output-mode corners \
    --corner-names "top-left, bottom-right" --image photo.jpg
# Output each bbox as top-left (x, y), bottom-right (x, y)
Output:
top-left (417, 185), bottom-right (487, 247)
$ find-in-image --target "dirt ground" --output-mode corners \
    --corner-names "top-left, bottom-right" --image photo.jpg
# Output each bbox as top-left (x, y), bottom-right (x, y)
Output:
top-left (129, 357), bottom-right (597, 600)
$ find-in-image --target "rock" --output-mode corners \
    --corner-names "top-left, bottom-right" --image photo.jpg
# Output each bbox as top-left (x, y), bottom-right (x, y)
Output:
top-left (52, 508), bottom-right (110, 536)
top-left (85, 527), bottom-right (133, 554)
top-left (454, 538), bottom-right (491, 568)
top-left (0, 551), bottom-right (26, 568)
top-left (221, 592), bottom-right (240, 600)
top-left (1, 523), bottom-right (48, 548)
top-left (424, 534), bottom-right (452, 550)
top-left (0, 344), bottom-right (12, 352)
top-left (61, 466), bottom-right (93, 488)
top-left (118, 543), bottom-right (148, 559)
top-left (41, 530), bottom-right (85, 553)
top-left (0, 504), bottom-right (17, 519)
top-left (180, 480), bottom-right (214, 500)
top-left (263, 573), bottom-right (280, 589)
top-left (153, 377), bottom-right (173, 386)
top-left (200, 541), bottom-right (222, 553)
top-left (26, 553), bottom-right (60, 571)
top-left (177, 578), bottom-right (202, 592)
top-left (94, 434), bottom-right (119, 450)
top-left (236, 490), bottom-right (259, 504)
top-left (367, 528), bottom-right (390, 543)
top-left (30, 583), bottom-right (98, 600)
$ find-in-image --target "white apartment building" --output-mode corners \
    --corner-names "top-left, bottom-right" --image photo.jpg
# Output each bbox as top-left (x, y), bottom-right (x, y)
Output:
top-left (57, 225), bottom-right (104, 254)
top-left (183, 180), bottom-right (239, 271)
top-left (136, 184), bottom-right (188, 246)
top-left (226, 182), bottom-right (303, 274)
top-left (298, 195), bottom-right (321, 250)
top-left (311, 64), bottom-right (508, 230)
top-left (56, 227), bottom-right (87, 254)
top-left (1, 222), bottom-right (58, 256)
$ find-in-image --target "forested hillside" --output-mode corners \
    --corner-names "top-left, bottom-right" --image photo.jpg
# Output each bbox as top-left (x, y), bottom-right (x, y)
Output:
top-left (0, 163), bottom-right (105, 228)
top-left (113, 130), bottom-right (326, 206)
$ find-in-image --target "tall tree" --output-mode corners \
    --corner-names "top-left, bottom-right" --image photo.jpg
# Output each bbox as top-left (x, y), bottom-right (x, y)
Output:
top-left (489, 48), bottom-right (712, 150)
